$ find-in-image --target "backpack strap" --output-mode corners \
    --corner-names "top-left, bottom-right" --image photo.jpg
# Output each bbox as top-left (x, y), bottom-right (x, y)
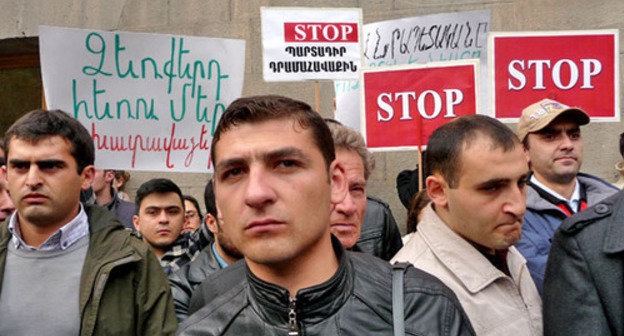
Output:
top-left (392, 262), bottom-right (410, 336)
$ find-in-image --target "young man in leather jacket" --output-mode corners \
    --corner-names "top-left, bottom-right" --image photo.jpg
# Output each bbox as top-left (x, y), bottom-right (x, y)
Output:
top-left (177, 95), bottom-right (475, 336)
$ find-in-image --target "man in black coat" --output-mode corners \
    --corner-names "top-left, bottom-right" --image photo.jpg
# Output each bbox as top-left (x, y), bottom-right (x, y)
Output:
top-left (177, 95), bottom-right (475, 336)
top-left (543, 190), bottom-right (624, 335)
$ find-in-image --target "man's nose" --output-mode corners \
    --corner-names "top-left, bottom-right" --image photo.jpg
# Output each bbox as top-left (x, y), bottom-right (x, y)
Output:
top-left (244, 167), bottom-right (276, 209)
top-left (335, 192), bottom-right (357, 216)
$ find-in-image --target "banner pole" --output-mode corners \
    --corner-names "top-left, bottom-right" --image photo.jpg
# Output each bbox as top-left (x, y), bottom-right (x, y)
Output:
top-left (418, 146), bottom-right (423, 192)
top-left (314, 81), bottom-right (321, 114)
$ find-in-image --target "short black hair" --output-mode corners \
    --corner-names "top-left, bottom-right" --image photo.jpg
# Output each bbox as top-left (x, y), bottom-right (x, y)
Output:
top-left (426, 115), bottom-right (520, 188)
top-left (135, 178), bottom-right (184, 210)
top-left (183, 195), bottom-right (203, 220)
top-left (211, 95), bottom-right (335, 171)
top-left (4, 109), bottom-right (94, 173)
top-left (620, 132), bottom-right (624, 158)
top-left (203, 179), bottom-right (217, 218)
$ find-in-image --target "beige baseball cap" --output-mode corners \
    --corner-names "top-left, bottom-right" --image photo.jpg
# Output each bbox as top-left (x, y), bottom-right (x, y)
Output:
top-left (517, 98), bottom-right (590, 142)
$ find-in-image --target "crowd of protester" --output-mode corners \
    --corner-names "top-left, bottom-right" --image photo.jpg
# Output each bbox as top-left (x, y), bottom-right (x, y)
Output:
top-left (0, 94), bottom-right (622, 335)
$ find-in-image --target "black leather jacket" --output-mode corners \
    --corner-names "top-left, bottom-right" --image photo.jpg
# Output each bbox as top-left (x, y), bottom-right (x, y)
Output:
top-left (169, 242), bottom-right (225, 322)
top-left (178, 237), bottom-right (475, 336)
top-left (354, 195), bottom-right (403, 261)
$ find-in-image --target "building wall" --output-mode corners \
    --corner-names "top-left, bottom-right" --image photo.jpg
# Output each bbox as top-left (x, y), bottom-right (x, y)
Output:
top-left (1, 0), bottom-right (622, 232)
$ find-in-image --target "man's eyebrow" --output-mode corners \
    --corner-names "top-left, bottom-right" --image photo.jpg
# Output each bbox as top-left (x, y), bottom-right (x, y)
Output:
top-left (8, 159), bottom-right (65, 166)
top-left (476, 171), bottom-right (531, 187)
top-left (537, 126), bottom-right (580, 134)
top-left (263, 147), bottom-right (307, 162)
top-left (216, 158), bottom-right (246, 173)
top-left (350, 180), bottom-right (367, 187)
top-left (475, 178), bottom-right (511, 188)
top-left (216, 147), bottom-right (308, 173)
top-left (144, 205), bottom-right (182, 211)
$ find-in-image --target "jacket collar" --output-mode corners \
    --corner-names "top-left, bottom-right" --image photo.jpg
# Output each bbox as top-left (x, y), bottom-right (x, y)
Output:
top-left (418, 205), bottom-right (525, 293)
top-left (527, 172), bottom-right (616, 212)
top-left (246, 235), bottom-right (352, 326)
top-left (188, 242), bottom-right (222, 283)
top-left (601, 192), bottom-right (624, 254)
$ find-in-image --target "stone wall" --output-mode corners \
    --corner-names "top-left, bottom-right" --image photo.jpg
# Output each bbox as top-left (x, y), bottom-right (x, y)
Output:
top-left (1, 0), bottom-right (622, 232)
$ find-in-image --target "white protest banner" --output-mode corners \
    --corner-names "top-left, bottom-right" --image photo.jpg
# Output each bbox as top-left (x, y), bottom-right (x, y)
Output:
top-left (39, 26), bottom-right (245, 172)
top-left (335, 9), bottom-right (489, 131)
top-left (261, 7), bottom-right (363, 81)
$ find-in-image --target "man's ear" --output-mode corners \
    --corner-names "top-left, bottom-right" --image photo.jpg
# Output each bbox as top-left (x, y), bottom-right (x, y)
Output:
top-left (104, 170), bottom-right (116, 184)
top-left (206, 214), bottom-right (218, 234)
top-left (1, 165), bottom-right (6, 182)
top-left (80, 165), bottom-right (95, 190)
top-left (329, 160), bottom-right (347, 206)
top-left (133, 215), bottom-right (140, 232)
top-left (426, 174), bottom-right (449, 209)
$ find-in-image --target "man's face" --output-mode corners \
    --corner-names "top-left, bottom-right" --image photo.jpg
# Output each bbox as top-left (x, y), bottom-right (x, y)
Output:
top-left (436, 136), bottom-right (530, 251)
top-left (0, 176), bottom-right (15, 222)
top-left (213, 118), bottom-right (344, 266)
top-left (526, 117), bottom-right (583, 185)
top-left (329, 149), bottom-right (366, 249)
top-left (206, 213), bottom-right (243, 260)
top-left (133, 192), bottom-right (185, 254)
top-left (91, 169), bottom-right (113, 194)
top-left (2, 136), bottom-right (93, 229)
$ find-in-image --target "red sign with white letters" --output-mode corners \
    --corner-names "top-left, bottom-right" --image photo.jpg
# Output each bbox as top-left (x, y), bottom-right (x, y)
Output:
top-left (489, 31), bottom-right (619, 122)
top-left (284, 23), bottom-right (358, 43)
top-left (362, 60), bottom-right (479, 150)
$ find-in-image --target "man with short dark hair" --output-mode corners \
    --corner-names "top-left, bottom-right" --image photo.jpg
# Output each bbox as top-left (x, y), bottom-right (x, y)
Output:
top-left (178, 95), bottom-right (474, 335)
top-left (133, 178), bottom-right (190, 275)
top-left (91, 168), bottom-right (136, 229)
top-left (169, 179), bottom-right (244, 322)
top-left (515, 98), bottom-right (617, 293)
top-left (393, 115), bottom-right (542, 335)
top-left (0, 109), bottom-right (176, 335)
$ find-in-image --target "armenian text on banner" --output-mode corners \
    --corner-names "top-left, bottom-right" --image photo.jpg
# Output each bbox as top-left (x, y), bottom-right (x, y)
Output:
top-left (39, 26), bottom-right (246, 172)
top-left (261, 7), bottom-right (363, 81)
top-left (361, 60), bottom-right (480, 150)
top-left (489, 30), bottom-right (619, 122)
top-left (335, 9), bottom-right (490, 131)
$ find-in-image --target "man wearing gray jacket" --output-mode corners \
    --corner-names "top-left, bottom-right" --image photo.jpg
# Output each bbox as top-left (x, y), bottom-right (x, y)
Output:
top-left (544, 190), bottom-right (624, 335)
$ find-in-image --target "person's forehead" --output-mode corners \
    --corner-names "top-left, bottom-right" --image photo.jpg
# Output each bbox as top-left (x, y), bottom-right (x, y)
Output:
top-left (336, 149), bottom-right (365, 180)
top-left (8, 135), bottom-right (72, 156)
top-left (214, 118), bottom-right (318, 163)
top-left (141, 192), bottom-right (183, 208)
top-left (457, 137), bottom-right (525, 183)
top-left (184, 199), bottom-right (198, 210)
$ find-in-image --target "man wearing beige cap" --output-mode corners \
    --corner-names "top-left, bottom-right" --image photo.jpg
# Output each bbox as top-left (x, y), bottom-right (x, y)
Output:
top-left (516, 98), bottom-right (617, 294)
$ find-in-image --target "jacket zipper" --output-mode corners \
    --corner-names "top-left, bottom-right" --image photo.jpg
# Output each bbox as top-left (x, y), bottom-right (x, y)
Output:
top-left (83, 253), bottom-right (139, 336)
top-left (288, 297), bottom-right (300, 336)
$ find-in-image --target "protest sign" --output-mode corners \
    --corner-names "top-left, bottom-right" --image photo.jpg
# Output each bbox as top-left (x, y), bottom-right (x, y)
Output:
top-left (489, 30), bottom-right (619, 122)
top-left (361, 60), bottom-right (479, 150)
top-left (335, 9), bottom-right (489, 131)
top-left (261, 7), bottom-right (363, 81)
top-left (39, 26), bottom-right (245, 172)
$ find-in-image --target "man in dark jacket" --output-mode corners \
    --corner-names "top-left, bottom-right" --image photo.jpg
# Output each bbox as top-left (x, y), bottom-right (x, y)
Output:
top-left (0, 109), bottom-right (176, 335)
top-left (91, 168), bottom-right (136, 229)
top-left (544, 190), bottom-right (624, 336)
top-left (169, 179), bottom-right (243, 322)
top-left (177, 95), bottom-right (474, 335)
top-left (357, 195), bottom-right (403, 260)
